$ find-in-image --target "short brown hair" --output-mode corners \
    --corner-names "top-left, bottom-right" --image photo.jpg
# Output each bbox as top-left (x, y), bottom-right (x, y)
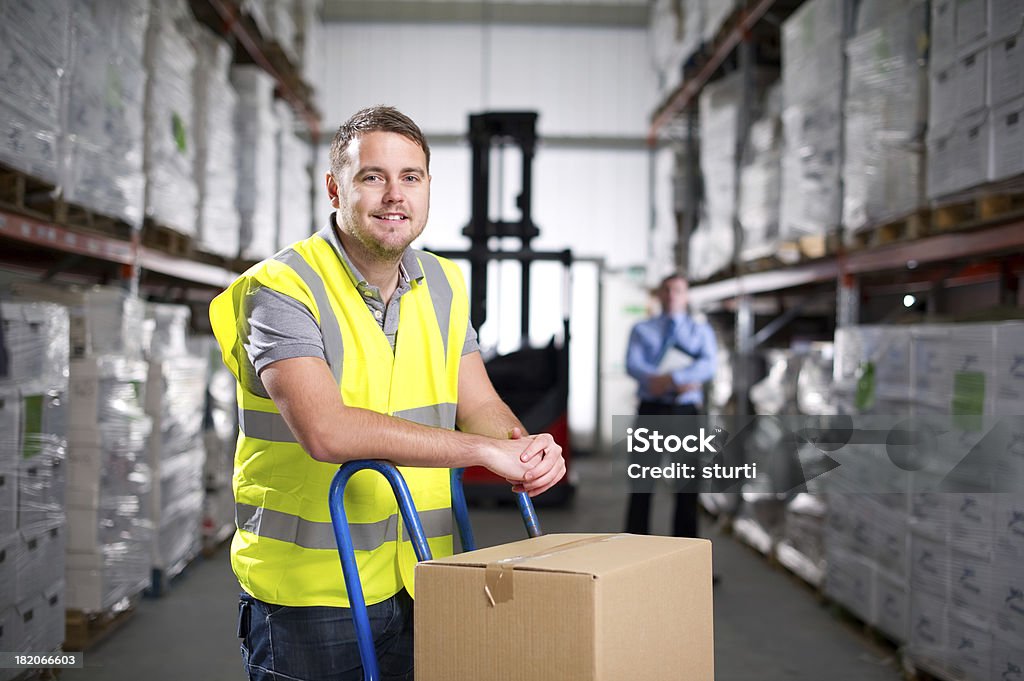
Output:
top-left (328, 106), bottom-right (430, 179)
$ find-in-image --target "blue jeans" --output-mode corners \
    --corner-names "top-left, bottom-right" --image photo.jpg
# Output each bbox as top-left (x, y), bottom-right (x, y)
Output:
top-left (238, 591), bottom-right (414, 681)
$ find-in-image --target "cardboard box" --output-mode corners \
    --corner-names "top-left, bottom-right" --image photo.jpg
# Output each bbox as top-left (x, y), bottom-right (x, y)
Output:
top-left (956, 0), bottom-right (988, 49)
top-left (414, 533), bottom-right (713, 681)
top-left (932, 0), bottom-right (957, 69)
top-left (990, 0), bottom-right (1024, 43)
top-left (990, 30), bottom-right (1024, 107)
top-left (991, 95), bottom-right (1024, 182)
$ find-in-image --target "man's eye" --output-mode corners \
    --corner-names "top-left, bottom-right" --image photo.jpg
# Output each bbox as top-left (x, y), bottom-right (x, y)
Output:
top-left (363, 175), bottom-right (382, 183)
top-left (403, 175), bottom-right (420, 183)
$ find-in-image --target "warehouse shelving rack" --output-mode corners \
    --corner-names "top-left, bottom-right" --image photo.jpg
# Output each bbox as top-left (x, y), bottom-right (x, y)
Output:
top-left (648, 0), bottom-right (1024, 413)
top-left (0, 0), bottom-right (321, 320)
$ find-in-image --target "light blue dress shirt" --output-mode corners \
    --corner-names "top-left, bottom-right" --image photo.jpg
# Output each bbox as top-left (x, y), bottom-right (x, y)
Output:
top-left (626, 312), bottom-right (718, 405)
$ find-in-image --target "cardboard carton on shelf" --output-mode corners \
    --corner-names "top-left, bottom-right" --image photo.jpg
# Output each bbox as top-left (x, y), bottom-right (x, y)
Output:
top-left (415, 533), bottom-right (713, 681)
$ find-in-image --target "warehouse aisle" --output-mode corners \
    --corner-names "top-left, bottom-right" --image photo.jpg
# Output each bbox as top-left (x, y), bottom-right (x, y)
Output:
top-left (69, 457), bottom-right (902, 681)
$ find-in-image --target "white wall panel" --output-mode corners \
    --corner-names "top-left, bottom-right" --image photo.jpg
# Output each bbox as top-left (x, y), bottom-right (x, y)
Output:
top-left (317, 22), bottom-right (655, 136)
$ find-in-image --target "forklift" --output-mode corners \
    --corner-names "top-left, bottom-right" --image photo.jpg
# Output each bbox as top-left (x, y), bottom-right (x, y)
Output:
top-left (430, 112), bottom-right (575, 506)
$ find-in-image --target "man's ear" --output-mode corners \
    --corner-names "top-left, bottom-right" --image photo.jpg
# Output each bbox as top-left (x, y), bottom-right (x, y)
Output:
top-left (325, 172), bottom-right (340, 209)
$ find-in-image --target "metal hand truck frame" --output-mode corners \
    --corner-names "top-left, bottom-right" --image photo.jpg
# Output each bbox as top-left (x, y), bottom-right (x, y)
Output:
top-left (329, 462), bottom-right (543, 681)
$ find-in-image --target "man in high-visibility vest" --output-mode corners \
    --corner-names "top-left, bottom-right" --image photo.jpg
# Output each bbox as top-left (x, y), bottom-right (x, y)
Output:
top-left (211, 106), bottom-right (565, 681)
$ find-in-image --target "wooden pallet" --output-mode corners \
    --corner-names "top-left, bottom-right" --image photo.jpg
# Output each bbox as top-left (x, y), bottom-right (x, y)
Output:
top-left (141, 219), bottom-right (194, 258)
top-left (932, 191), bottom-right (1024, 232)
top-left (64, 604), bottom-right (136, 652)
top-left (0, 163), bottom-right (63, 223)
top-left (846, 209), bottom-right (931, 250)
top-left (0, 162), bottom-right (135, 242)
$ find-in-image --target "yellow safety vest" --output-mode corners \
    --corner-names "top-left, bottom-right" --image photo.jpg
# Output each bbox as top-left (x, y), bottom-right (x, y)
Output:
top-left (209, 230), bottom-right (467, 607)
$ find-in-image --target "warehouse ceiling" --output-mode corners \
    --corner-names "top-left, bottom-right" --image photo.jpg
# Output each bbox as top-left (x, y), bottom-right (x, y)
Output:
top-left (321, 0), bottom-right (650, 27)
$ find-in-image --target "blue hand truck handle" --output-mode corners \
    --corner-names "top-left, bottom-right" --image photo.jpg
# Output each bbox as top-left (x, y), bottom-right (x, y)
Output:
top-left (328, 461), bottom-right (543, 681)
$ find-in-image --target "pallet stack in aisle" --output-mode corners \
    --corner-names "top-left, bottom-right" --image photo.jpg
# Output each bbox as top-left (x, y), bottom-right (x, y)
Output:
top-left (143, 0), bottom-right (199, 240)
top-left (738, 84), bottom-right (783, 265)
top-left (828, 322), bottom-right (1024, 681)
top-left (0, 301), bottom-right (70, 676)
top-left (276, 99), bottom-right (314, 249)
top-left (0, 2), bottom-right (70, 188)
top-left (779, 0), bottom-right (844, 254)
top-left (52, 288), bottom-right (155, 619)
top-left (690, 69), bottom-right (775, 280)
top-left (928, 0), bottom-right (1024, 201)
top-left (232, 65), bottom-right (281, 261)
top-left (189, 337), bottom-right (237, 555)
top-left (64, 0), bottom-right (149, 231)
top-left (143, 304), bottom-right (208, 595)
top-left (841, 0), bottom-right (928, 243)
top-left (193, 27), bottom-right (241, 259)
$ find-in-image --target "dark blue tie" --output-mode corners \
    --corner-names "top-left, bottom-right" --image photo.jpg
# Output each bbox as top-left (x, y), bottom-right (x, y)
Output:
top-left (658, 317), bottom-right (679, 365)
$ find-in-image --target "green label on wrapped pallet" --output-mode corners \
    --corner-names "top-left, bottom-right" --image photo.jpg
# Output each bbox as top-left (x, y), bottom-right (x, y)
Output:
top-left (21, 394), bottom-right (42, 459)
top-left (855, 362), bottom-right (876, 412)
top-left (952, 371), bottom-right (985, 432)
top-left (172, 112), bottom-right (187, 153)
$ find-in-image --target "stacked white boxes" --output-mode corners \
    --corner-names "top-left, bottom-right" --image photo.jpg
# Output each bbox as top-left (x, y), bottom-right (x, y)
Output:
top-left (842, 0), bottom-right (928, 236)
top-left (691, 70), bottom-right (775, 280)
top-left (66, 356), bottom-right (153, 614)
top-left (275, 100), bottom-right (314, 249)
top-left (144, 304), bottom-right (207, 590)
top-left (0, 302), bottom-right (70, 672)
top-left (189, 337), bottom-right (237, 553)
top-left (143, 0), bottom-right (199, 236)
top-left (829, 322), bottom-right (1024, 681)
top-left (193, 28), bottom-right (241, 259)
top-left (64, 0), bottom-right (149, 229)
top-left (780, 0), bottom-right (844, 242)
top-left (690, 73), bottom-right (742, 281)
top-left (55, 287), bottom-right (154, 614)
top-left (232, 65), bottom-right (281, 261)
top-left (738, 84), bottom-right (783, 262)
top-left (0, 1), bottom-right (71, 185)
top-left (294, 0), bottom-right (323, 85)
top-left (928, 0), bottom-right (1024, 199)
top-left (649, 0), bottom-right (705, 104)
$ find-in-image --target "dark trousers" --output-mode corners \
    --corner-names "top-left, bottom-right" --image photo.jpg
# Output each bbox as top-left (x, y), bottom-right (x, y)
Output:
top-left (625, 401), bottom-right (700, 538)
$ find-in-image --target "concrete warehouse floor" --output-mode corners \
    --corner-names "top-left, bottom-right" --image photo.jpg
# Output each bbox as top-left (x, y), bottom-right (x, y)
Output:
top-left (66, 457), bottom-right (903, 681)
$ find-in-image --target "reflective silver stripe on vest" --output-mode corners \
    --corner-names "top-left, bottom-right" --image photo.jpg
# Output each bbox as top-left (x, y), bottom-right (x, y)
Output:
top-left (238, 408), bottom-right (298, 443)
top-left (416, 253), bottom-right (454, 360)
top-left (392, 403), bottom-right (457, 429)
top-left (274, 249), bottom-right (344, 384)
top-left (235, 503), bottom-right (453, 551)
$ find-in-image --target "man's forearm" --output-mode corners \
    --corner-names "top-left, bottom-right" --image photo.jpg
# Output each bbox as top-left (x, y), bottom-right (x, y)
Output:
top-left (456, 396), bottom-right (526, 439)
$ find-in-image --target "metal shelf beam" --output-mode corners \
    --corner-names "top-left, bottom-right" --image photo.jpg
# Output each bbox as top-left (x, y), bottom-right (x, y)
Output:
top-left (0, 208), bottom-right (239, 289)
top-left (648, 0), bottom-right (777, 144)
top-left (687, 218), bottom-right (1024, 306)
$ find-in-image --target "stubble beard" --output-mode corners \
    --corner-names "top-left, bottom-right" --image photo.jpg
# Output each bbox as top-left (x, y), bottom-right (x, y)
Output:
top-left (338, 205), bottom-right (418, 264)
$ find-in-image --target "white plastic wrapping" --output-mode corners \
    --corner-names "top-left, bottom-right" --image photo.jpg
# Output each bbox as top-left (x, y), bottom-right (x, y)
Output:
top-left (691, 73), bottom-right (740, 281)
top-left (842, 0), bottom-right (927, 234)
top-left (64, 0), bottom-right (149, 229)
top-left (66, 355), bottom-right (154, 613)
top-left (0, 302), bottom-right (71, 393)
top-left (649, 0), bottom-right (704, 102)
top-left (145, 345), bottom-right (207, 578)
top-left (143, 0), bottom-right (199, 236)
top-left (144, 303), bottom-right (192, 362)
top-left (0, 1), bottom-right (70, 185)
top-left (739, 84), bottom-right (782, 262)
top-left (276, 101), bottom-right (314, 249)
top-left (295, 0), bottom-right (323, 84)
top-left (0, 301), bottom-right (68, 660)
top-left (232, 65), bottom-right (281, 260)
top-left (12, 283), bottom-right (146, 361)
top-left (193, 28), bottom-right (241, 258)
top-left (780, 0), bottom-right (844, 240)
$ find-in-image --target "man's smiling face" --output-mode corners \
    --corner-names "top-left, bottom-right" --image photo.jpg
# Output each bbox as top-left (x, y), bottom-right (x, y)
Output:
top-left (332, 130), bottom-right (430, 261)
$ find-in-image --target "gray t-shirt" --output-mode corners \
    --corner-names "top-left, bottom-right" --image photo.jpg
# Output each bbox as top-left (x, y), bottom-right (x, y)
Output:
top-left (242, 218), bottom-right (479, 393)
